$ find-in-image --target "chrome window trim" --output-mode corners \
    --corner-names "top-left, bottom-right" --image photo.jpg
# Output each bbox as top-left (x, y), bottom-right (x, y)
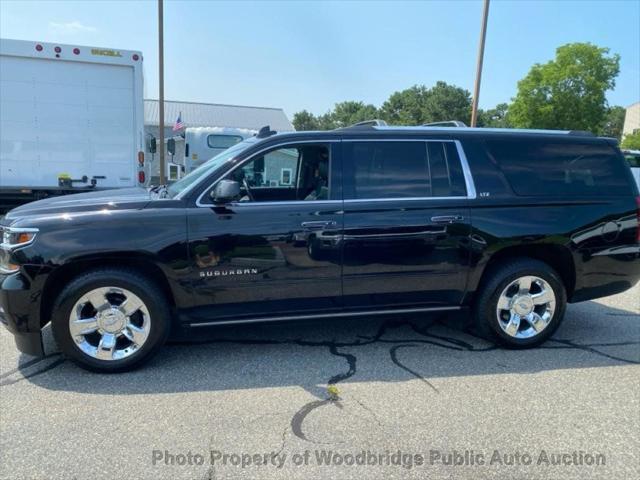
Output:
top-left (195, 138), bottom-right (477, 207)
top-left (219, 200), bottom-right (343, 208)
top-left (195, 139), bottom-right (340, 207)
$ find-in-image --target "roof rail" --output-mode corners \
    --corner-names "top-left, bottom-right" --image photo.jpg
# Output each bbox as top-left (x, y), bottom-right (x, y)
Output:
top-left (567, 130), bottom-right (595, 137)
top-left (350, 119), bottom-right (388, 127)
top-left (422, 120), bottom-right (467, 127)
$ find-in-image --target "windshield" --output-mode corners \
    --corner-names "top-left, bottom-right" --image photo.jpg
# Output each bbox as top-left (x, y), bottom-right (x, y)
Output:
top-left (166, 138), bottom-right (257, 197)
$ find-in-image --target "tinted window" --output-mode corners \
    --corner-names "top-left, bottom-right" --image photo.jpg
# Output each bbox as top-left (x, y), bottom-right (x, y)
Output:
top-left (346, 141), bottom-right (467, 199)
top-left (347, 142), bottom-right (429, 199)
top-left (428, 142), bottom-right (467, 196)
top-left (624, 152), bottom-right (640, 168)
top-left (207, 135), bottom-right (244, 149)
top-left (486, 139), bottom-right (633, 196)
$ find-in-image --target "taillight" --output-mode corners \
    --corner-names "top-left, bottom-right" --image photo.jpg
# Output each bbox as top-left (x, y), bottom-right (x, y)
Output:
top-left (35, 44), bottom-right (43, 52)
top-left (138, 151), bottom-right (144, 167)
top-left (138, 171), bottom-right (146, 184)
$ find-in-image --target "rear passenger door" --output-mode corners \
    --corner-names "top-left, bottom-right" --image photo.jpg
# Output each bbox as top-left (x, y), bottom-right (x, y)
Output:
top-left (341, 138), bottom-right (474, 309)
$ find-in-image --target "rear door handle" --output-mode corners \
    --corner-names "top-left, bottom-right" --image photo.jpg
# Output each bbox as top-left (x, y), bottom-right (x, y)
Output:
top-left (430, 215), bottom-right (464, 224)
top-left (301, 221), bottom-right (337, 229)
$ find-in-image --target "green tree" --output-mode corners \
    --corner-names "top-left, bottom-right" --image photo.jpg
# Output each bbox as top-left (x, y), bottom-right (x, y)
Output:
top-left (510, 43), bottom-right (620, 132)
top-left (330, 101), bottom-right (379, 128)
top-left (477, 103), bottom-right (511, 128)
top-left (292, 110), bottom-right (319, 131)
top-left (621, 131), bottom-right (640, 150)
top-left (379, 85), bottom-right (429, 125)
top-left (600, 106), bottom-right (626, 140)
top-left (422, 81), bottom-right (472, 124)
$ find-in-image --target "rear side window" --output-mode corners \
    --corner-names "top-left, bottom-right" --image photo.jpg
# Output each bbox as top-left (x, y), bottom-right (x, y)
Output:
top-left (428, 142), bottom-right (467, 196)
top-left (347, 141), bottom-right (430, 198)
top-left (624, 152), bottom-right (640, 168)
top-left (345, 141), bottom-right (467, 199)
top-left (485, 139), bottom-right (633, 196)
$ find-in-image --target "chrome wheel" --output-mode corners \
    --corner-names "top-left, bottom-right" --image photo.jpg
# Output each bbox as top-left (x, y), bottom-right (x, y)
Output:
top-left (496, 275), bottom-right (556, 339)
top-left (69, 287), bottom-right (151, 361)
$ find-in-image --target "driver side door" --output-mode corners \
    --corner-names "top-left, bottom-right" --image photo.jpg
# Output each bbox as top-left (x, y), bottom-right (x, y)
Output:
top-left (185, 140), bottom-right (344, 324)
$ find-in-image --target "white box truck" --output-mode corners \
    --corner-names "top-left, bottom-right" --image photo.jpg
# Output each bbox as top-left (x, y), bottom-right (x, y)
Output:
top-left (0, 38), bottom-right (146, 211)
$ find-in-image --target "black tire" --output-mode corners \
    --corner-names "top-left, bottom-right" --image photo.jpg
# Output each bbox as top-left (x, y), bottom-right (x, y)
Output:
top-left (51, 268), bottom-right (171, 372)
top-left (473, 258), bottom-right (567, 348)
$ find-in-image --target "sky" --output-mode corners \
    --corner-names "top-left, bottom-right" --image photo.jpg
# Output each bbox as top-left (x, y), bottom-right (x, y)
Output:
top-left (1, 0), bottom-right (639, 120)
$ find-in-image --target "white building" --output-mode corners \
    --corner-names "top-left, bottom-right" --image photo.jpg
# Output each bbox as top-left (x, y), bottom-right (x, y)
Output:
top-left (623, 101), bottom-right (639, 137)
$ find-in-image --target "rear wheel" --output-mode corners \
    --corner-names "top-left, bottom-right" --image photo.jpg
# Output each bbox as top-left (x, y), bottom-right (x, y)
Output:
top-left (51, 268), bottom-right (171, 372)
top-left (474, 258), bottom-right (566, 348)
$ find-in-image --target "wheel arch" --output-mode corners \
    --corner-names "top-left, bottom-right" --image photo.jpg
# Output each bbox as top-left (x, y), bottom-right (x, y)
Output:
top-left (40, 253), bottom-right (177, 328)
top-left (471, 243), bottom-right (576, 303)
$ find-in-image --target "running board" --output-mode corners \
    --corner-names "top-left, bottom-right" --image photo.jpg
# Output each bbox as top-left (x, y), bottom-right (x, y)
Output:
top-left (188, 305), bottom-right (461, 328)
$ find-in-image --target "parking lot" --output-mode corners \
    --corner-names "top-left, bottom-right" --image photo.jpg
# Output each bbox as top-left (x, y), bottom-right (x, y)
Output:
top-left (1, 284), bottom-right (638, 480)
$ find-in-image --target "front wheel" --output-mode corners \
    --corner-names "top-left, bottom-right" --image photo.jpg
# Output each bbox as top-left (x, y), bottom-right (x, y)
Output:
top-left (474, 258), bottom-right (567, 348)
top-left (51, 268), bottom-right (171, 372)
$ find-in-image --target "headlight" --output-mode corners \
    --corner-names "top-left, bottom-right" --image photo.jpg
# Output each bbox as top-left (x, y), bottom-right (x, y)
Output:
top-left (0, 227), bottom-right (39, 250)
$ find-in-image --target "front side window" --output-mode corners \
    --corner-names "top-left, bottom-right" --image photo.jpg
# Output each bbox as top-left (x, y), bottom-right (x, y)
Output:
top-left (344, 140), bottom-right (467, 199)
top-left (207, 134), bottom-right (244, 149)
top-left (225, 143), bottom-right (331, 202)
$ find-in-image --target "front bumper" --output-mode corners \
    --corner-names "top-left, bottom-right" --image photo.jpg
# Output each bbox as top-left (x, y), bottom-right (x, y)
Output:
top-left (0, 271), bottom-right (45, 357)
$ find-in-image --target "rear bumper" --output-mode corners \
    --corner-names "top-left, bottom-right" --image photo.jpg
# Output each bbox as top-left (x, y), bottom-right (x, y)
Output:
top-left (570, 246), bottom-right (640, 302)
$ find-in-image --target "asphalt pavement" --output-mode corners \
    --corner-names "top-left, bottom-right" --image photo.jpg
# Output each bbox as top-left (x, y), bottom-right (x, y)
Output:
top-left (1, 284), bottom-right (638, 480)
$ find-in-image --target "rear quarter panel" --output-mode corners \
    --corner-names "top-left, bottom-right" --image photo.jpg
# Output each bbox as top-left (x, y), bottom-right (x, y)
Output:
top-left (459, 136), bottom-right (640, 304)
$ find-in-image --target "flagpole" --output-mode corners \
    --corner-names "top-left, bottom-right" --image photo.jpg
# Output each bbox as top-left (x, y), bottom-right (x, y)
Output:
top-left (470, 0), bottom-right (490, 127)
top-left (158, 0), bottom-right (166, 184)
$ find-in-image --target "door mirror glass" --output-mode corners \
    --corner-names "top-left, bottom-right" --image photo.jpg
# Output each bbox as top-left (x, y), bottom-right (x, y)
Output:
top-left (211, 180), bottom-right (240, 203)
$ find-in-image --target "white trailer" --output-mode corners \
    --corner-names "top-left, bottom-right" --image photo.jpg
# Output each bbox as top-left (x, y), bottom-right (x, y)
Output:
top-left (184, 126), bottom-right (255, 171)
top-left (0, 38), bottom-right (145, 211)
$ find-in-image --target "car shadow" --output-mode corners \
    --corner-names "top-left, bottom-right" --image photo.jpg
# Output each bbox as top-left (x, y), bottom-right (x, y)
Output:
top-left (7, 298), bottom-right (639, 399)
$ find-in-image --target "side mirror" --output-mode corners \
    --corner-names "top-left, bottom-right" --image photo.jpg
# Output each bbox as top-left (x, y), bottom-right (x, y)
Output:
top-left (167, 138), bottom-right (176, 155)
top-left (148, 137), bottom-right (157, 154)
top-left (211, 180), bottom-right (240, 203)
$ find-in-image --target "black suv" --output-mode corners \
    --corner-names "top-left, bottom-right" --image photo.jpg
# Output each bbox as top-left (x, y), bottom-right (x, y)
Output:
top-left (2, 124), bottom-right (639, 372)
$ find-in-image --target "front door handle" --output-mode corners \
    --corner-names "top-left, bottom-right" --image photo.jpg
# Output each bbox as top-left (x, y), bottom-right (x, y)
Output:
top-left (301, 221), bottom-right (337, 229)
top-left (430, 215), bottom-right (464, 224)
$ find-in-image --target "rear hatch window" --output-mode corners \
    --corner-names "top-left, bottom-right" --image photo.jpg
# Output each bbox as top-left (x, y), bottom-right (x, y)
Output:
top-left (485, 139), bottom-right (634, 196)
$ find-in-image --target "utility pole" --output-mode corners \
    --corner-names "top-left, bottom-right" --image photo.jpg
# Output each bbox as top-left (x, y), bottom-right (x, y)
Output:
top-left (470, 0), bottom-right (490, 127)
top-left (158, 0), bottom-right (166, 184)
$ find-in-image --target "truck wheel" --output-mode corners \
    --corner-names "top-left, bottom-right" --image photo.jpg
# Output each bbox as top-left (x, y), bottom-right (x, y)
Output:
top-left (51, 268), bottom-right (171, 372)
top-left (473, 258), bottom-right (566, 348)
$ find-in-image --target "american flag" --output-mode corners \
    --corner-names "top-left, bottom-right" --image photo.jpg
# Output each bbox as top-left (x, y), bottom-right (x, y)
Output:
top-left (173, 112), bottom-right (184, 131)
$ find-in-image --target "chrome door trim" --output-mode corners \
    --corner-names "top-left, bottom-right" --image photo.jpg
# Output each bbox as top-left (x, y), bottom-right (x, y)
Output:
top-left (189, 305), bottom-right (461, 328)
